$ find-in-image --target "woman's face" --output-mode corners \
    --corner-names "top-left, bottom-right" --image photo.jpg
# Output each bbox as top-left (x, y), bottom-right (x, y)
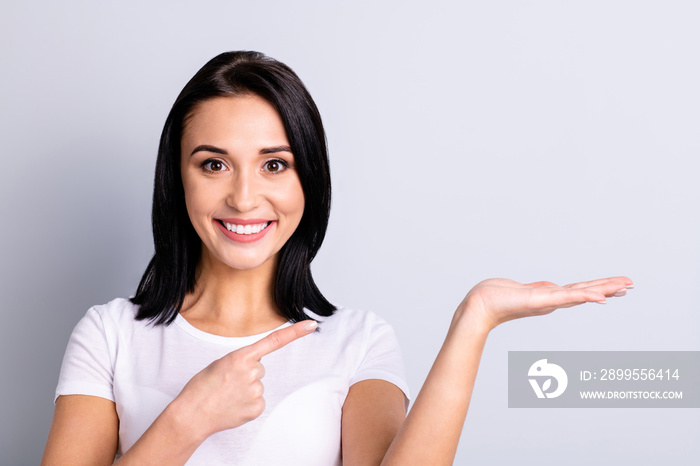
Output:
top-left (180, 95), bottom-right (305, 272)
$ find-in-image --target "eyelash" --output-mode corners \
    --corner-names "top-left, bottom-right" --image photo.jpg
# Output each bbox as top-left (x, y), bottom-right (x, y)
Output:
top-left (200, 158), bottom-right (290, 174)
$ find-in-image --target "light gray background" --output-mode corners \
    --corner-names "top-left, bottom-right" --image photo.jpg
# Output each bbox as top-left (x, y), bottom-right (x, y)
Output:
top-left (2, 1), bottom-right (698, 464)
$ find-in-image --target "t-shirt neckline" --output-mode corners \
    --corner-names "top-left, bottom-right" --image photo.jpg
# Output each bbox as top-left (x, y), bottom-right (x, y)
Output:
top-left (174, 313), bottom-right (292, 346)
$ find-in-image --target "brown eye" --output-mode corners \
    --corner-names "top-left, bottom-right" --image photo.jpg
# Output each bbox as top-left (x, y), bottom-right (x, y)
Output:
top-left (265, 160), bottom-right (287, 173)
top-left (203, 160), bottom-right (226, 172)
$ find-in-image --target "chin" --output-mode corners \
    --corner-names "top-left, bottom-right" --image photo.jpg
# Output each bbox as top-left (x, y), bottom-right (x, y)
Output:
top-left (212, 250), bottom-right (278, 272)
top-left (226, 260), bottom-right (270, 271)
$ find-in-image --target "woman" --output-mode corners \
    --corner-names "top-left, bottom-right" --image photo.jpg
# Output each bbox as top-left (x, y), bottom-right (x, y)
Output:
top-left (42, 51), bottom-right (632, 465)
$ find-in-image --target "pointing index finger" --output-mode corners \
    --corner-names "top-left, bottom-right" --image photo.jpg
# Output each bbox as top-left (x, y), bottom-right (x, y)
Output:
top-left (248, 320), bottom-right (317, 359)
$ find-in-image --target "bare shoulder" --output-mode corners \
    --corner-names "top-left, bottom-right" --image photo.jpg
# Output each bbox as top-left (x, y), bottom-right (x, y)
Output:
top-left (42, 395), bottom-right (119, 466)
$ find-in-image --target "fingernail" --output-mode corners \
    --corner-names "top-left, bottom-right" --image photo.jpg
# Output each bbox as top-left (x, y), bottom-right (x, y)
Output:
top-left (304, 321), bottom-right (318, 331)
top-left (595, 299), bottom-right (607, 304)
top-left (613, 290), bottom-right (627, 297)
top-left (626, 285), bottom-right (634, 289)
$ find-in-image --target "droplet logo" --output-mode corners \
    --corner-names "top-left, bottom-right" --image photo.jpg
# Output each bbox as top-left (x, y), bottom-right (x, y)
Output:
top-left (528, 359), bottom-right (568, 399)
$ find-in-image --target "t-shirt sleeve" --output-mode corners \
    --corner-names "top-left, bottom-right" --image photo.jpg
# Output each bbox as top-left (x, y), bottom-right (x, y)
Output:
top-left (54, 306), bottom-right (117, 403)
top-left (349, 313), bottom-right (411, 406)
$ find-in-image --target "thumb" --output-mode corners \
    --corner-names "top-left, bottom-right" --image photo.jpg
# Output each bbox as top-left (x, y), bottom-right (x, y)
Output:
top-left (248, 320), bottom-right (317, 359)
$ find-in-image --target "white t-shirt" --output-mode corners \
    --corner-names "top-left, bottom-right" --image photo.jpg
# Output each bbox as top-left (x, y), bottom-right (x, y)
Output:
top-left (55, 298), bottom-right (409, 465)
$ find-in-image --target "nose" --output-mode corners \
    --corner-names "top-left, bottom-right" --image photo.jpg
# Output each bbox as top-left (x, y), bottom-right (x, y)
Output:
top-left (227, 169), bottom-right (260, 212)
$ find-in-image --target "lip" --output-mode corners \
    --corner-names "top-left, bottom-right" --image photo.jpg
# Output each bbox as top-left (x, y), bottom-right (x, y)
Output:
top-left (215, 219), bottom-right (275, 243)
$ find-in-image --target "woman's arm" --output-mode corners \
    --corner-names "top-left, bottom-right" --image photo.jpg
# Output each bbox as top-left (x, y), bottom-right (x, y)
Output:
top-left (342, 276), bottom-right (632, 466)
top-left (42, 392), bottom-right (212, 465)
top-left (340, 310), bottom-right (487, 466)
top-left (341, 380), bottom-right (407, 464)
top-left (379, 302), bottom-right (490, 465)
top-left (42, 395), bottom-right (119, 465)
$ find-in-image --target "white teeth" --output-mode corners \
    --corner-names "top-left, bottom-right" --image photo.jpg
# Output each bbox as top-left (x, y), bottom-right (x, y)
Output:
top-left (223, 221), bottom-right (270, 235)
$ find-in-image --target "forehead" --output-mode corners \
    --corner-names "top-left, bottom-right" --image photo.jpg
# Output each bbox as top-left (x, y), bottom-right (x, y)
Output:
top-left (182, 95), bottom-right (289, 148)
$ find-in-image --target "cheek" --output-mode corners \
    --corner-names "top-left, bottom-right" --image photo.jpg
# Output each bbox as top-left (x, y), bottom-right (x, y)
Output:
top-left (182, 178), bottom-right (218, 225)
top-left (182, 180), bottom-right (199, 218)
top-left (267, 177), bottom-right (305, 232)
top-left (279, 178), bottom-right (305, 221)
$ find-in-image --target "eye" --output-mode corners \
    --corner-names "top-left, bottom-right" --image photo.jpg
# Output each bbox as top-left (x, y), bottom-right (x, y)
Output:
top-left (264, 159), bottom-right (289, 173)
top-left (202, 159), bottom-right (228, 173)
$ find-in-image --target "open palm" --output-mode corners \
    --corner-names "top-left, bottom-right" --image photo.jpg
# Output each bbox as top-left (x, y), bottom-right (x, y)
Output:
top-left (463, 276), bottom-right (633, 330)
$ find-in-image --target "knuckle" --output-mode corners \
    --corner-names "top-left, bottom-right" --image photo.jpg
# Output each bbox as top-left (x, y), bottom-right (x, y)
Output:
top-left (248, 398), bottom-right (265, 419)
top-left (253, 380), bottom-right (265, 398)
top-left (266, 332), bottom-right (283, 349)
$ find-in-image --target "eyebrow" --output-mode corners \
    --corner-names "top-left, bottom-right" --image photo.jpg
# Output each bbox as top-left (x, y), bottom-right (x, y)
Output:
top-left (190, 145), bottom-right (292, 156)
top-left (190, 145), bottom-right (227, 156)
top-left (260, 145), bottom-right (292, 155)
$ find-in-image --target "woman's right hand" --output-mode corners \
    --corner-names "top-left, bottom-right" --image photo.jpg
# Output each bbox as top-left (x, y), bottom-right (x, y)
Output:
top-left (456, 276), bottom-right (634, 332)
top-left (380, 276), bottom-right (633, 466)
top-left (169, 320), bottom-right (318, 442)
top-left (44, 321), bottom-right (318, 466)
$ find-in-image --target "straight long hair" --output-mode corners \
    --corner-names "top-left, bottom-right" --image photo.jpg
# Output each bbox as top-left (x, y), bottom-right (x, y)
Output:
top-left (131, 51), bottom-right (336, 325)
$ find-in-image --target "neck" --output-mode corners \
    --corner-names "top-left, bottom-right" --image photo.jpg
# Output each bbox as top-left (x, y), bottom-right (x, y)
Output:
top-left (179, 250), bottom-right (287, 337)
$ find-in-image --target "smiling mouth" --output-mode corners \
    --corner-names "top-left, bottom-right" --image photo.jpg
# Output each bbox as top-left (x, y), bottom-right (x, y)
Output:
top-left (218, 220), bottom-right (272, 235)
